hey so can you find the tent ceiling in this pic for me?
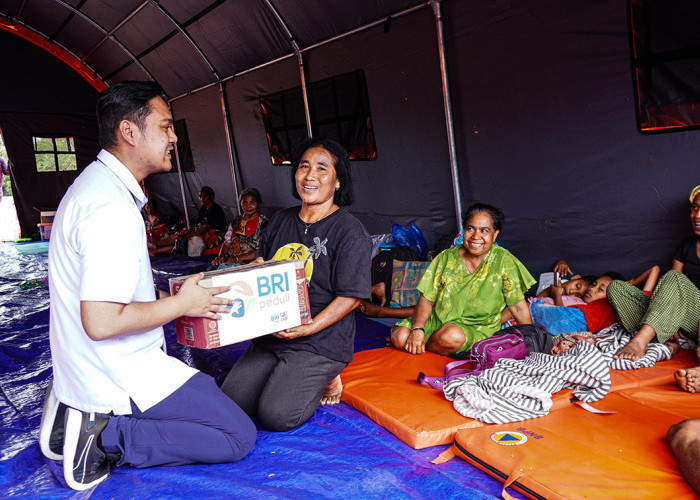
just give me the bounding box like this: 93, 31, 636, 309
1, 0, 429, 97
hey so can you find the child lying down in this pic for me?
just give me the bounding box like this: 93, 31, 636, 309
529, 274, 619, 335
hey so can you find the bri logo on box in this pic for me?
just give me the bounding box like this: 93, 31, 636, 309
257, 273, 290, 296
257, 272, 292, 311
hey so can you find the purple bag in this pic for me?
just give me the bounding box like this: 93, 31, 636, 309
417, 331, 529, 389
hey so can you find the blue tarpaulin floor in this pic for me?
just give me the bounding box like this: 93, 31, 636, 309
0, 243, 518, 499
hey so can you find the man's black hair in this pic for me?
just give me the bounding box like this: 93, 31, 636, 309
97, 81, 165, 149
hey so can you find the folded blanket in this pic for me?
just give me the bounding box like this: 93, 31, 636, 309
443, 323, 671, 424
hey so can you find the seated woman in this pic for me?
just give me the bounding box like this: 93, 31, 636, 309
607, 185, 700, 379
153, 186, 227, 255
211, 188, 269, 268
143, 200, 174, 255
220, 138, 372, 431
390, 204, 535, 356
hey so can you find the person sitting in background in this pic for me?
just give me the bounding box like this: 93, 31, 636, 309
143, 200, 164, 229
142, 200, 174, 256
607, 185, 700, 369
357, 245, 421, 320
211, 188, 268, 268
153, 186, 227, 255
390, 203, 535, 356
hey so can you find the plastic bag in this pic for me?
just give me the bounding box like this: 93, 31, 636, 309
391, 222, 428, 260
187, 236, 205, 257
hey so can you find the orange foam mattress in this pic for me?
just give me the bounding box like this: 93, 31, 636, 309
450, 390, 698, 499
341, 347, 698, 451
340, 347, 481, 449
446, 350, 700, 499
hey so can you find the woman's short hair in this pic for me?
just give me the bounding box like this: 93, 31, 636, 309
239, 187, 262, 205
97, 81, 165, 150
290, 138, 354, 206
462, 203, 505, 231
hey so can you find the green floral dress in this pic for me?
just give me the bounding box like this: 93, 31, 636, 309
396, 245, 535, 353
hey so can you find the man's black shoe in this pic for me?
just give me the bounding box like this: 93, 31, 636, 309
39, 381, 67, 461
62, 408, 111, 491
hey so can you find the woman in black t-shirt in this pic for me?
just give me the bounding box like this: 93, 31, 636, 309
220, 138, 371, 432
607, 185, 700, 373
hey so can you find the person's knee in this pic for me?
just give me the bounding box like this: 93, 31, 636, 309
258, 406, 309, 432
660, 270, 684, 287
221, 416, 257, 461
430, 326, 466, 353
390, 326, 409, 348
669, 419, 700, 450
607, 280, 624, 296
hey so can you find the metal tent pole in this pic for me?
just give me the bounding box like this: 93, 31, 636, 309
294, 41, 313, 137
432, 0, 464, 232
169, 110, 191, 228
219, 81, 242, 215
262, 0, 313, 137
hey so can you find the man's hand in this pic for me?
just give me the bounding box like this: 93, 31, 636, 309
176, 273, 232, 319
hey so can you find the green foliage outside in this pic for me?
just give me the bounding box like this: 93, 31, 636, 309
0, 135, 10, 197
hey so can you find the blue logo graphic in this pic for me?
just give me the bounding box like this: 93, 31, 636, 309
230, 298, 245, 318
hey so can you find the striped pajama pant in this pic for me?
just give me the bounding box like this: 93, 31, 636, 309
606, 270, 700, 344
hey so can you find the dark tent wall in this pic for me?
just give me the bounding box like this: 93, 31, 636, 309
154, 0, 700, 279
150, 6, 458, 247
445, 0, 700, 278
146, 85, 239, 223
2, 0, 699, 279
0, 30, 100, 238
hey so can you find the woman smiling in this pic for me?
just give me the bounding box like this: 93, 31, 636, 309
391, 204, 535, 356
220, 138, 371, 431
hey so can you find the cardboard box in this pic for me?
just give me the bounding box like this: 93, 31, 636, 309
40, 211, 56, 224
169, 260, 311, 349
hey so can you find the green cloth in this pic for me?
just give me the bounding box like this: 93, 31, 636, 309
396, 245, 535, 352
607, 270, 700, 343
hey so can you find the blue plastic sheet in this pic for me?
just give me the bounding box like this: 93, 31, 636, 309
0, 243, 519, 499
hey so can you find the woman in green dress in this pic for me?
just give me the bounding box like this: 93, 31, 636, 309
390, 204, 535, 356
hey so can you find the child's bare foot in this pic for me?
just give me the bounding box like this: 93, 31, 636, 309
320, 375, 343, 405
675, 367, 700, 393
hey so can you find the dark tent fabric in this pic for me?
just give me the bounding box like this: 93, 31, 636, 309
2, 0, 700, 278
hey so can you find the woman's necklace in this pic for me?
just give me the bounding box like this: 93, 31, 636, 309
300, 205, 333, 234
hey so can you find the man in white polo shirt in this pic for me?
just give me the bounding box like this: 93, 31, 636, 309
39, 81, 255, 491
